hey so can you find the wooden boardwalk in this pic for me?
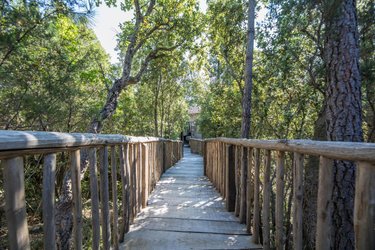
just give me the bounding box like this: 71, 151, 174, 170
121, 146, 262, 249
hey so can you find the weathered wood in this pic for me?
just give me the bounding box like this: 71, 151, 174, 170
240, 147, 247, 223
316, 156, 333, 250
111, 146, 119, 250
99, 146, 111, 250
226, 145, 236, 212
142, 144, 149, 208
123, 146, 261, 249
0, 130, 179, 152
246, 147, 253, 233
235, 146, 241, 217
275, 151, 285, 250
2, 156, 30, 250
262, 150, 271, 250
43, 153, 57, 250
205, 137, 375, 162
354, 161, 375, 250
88, 148, 100, 250
293, 152, 304, 250
71, 149, 82, 250
119, 144, 131, 241
252, 148, 260, 244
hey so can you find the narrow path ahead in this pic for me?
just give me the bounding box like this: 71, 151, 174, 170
122, 146, 261, 249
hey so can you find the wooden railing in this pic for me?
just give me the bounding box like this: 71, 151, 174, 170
0, 130, 183, 249
190, 137, 375, 250
189, 138, 204, 155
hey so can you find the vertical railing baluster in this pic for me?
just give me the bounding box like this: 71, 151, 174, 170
262, 150, 271, 250
2, 156, 30, 249
293, 152, 304, 250
71, 149, 82, 250
235, 146, 241, 217
246, 147, 253, 233
89, 148, 100, 250
240, 147, 247, 223
316, 156, 333, 250
226, 144, 236, 211
354, 161, 375, 250
142, 144, 149, 208
275, 151, 285, 250
252, 148, 260, 244
119, 144, 130, 240
111, 146, 119, 250
99, 146, 111, 250
43, 153, 57, 250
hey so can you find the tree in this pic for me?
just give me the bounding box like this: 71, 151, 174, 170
54, 0, 202, 247
323, 0, 363, 248
241, 0, 255, 139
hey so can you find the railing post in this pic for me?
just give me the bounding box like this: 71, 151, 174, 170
99, 146, 111, 250
71, 149, 82, 250
2, 156, 30, 250
293, 152, 304, 250
262, 150, 271, 250
142, 143, 149, 208
111, 146, 119, 250
89, 148, 100, 250
240, 147, 247, 223
246, 147, 253, 233
43, 153, 57, 250
226, 144, 236, 211
252, 148, 260, 244
275, 151, 285, 250
235, 146, 241, 217
354, 161, 375, 250
119, 144, 130, 240
316, 156, 333, 250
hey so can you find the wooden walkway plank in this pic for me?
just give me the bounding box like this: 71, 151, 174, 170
121, 146, 262, 249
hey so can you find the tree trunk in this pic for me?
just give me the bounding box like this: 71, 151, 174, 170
153, 73, 161, 137
323, 1, 363, 248
240, 0, 255, 139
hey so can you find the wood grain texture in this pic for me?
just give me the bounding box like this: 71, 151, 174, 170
293, 152, 304, 250
275, 151, 285, 250
2, 156, 30, 250
262, 150, 271, 250
205, 137, 375, 162
71, 150, 82, 250
122, 146, 261, 249
88, 148, 100, 250
354, 161, 375, 250
43, 153, 57, 250
252, 148, 260, 244
111, 146, 119, 250
99, 147, 111, 250
316, 156, 333, 250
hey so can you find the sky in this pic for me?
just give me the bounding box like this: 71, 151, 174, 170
92, 1, 264, 64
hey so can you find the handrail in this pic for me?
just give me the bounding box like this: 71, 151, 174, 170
189, 137, 375, 250
0, 130, 183, 249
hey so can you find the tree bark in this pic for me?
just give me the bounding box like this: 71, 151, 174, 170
240, 0, 256, 139
323, 1, 363, 248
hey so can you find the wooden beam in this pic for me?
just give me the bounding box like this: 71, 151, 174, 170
252, 148, 260, 244
262, 150, 271, 250
89, 148, 100, 250
111, 146, 119, 250
71, 150, 82, 250
226, 145, 236, 212
275, 151, 285, 250
2, 156, 30, 250
354, 161, 375, 250
99, 147, 111, 250
293, 152, 304, 250
43, 153, 57, 250
316, 156, 333, 250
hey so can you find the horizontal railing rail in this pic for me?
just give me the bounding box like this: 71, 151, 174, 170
189, 137, 375, 250
0, 130, 183, 249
